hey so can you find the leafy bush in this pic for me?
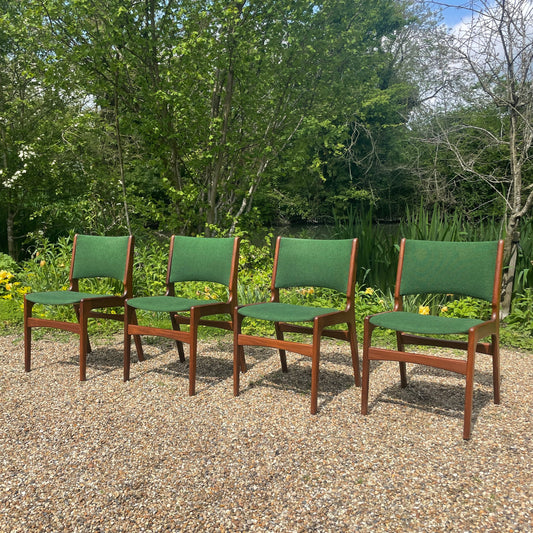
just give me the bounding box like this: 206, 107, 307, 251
506, 289, 533, 330
439, 297, 491, 319
0, 253, 18, 272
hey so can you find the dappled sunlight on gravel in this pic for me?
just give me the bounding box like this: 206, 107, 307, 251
0, 334, 531, 532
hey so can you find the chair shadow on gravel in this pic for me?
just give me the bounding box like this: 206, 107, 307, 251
132, 339, 235, 393
367, 365, 497, 429
151, 355, 234, 392
61, 346, 125, 379
240, 352, 358, 412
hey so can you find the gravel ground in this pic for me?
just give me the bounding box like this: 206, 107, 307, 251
0, 333, 531, 532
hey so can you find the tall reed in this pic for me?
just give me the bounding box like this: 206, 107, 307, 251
334, 205, 532, 295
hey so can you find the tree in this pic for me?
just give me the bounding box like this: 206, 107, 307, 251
253, 0, 421, 225
413, 0, 533, 315
0, 1, 78, 257
30, 0, 419, 236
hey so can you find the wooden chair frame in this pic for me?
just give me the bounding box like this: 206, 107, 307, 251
234, 236, 360, 414
361, 238, 504, 439
124, 236, 241, 396
24, 234, 143, 381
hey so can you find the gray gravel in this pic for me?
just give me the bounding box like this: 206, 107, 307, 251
0, 333, 531, 532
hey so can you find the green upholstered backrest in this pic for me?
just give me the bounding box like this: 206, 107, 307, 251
169, 236, 236, 286
274, 238, 355, 293
71, 235, 131, 281
399, 240, 499, 301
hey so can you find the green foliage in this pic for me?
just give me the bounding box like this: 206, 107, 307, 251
0, 299, 23, 332
21, 234, 73, 293
1, 0, 423, 245
505, 289, 533, 337
236, 234, 274, 305
502, 294, 533, 349
132, 239, 170, 297
0, 253, 18, 272
334, 207, 399, 291
439, 297, 491, 320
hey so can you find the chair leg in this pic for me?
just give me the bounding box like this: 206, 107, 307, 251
75, 304, 92, 354
132, 321, 144, 363
238, 344, 247, 373
463, 340, 477, 440
24, 298, 33, 373
170, 313, 186, 363
188, 311, 199, 396
347, 320, 360, 387
274, 322, 288, 372
124, 304, 133, 381
79, 303, 89, 381
361, 317, 374, 415
491, 333, 501, 405
310, 326, 321, 415
396, 331, 408, 388
233, 311, 245, 396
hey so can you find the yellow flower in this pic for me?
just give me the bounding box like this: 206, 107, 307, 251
16, 286, 31, 296
419, 305, 430, 315
441, 306, 448, 313
5, 283, 11, 291
39, 260, 46, 267
365, 287, 374, 295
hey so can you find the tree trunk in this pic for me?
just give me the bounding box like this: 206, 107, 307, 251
7, 207, 15, 260
500, 216, 520, 318
114, 79, 132, 235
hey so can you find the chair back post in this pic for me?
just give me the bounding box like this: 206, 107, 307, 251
165, 235, 177, 297
393, 238, 407, 312
228, 237, 241, 306
123, 235, 135, 298
68, 234, 80, 292
492, 240, 505, 320
270, 236, 283, 302
344, 238, 359, 312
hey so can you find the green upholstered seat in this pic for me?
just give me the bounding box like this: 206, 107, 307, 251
237, 302, 340, 323
124, 236, 240, 396
361, 238, 504, 440
24, 234, 139, 381
234, 236, 360, 415
26, 291, 113, 306
369, 311, 484, 335
126, 295, 222, 313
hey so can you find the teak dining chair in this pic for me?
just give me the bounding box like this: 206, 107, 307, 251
361, 238, 504, 439
234, 236, 360, 414
24, 234, 143, 380
123, 235, 241, 395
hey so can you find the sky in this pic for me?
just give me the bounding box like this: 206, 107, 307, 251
429, 0, 475, 27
